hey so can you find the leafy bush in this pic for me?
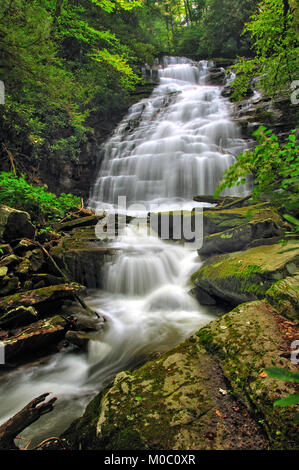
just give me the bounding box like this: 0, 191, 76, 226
215, 127, 299, 215
0, 172, 81, 224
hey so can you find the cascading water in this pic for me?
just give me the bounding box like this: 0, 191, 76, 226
0, 58, 250, 446
89, 56, 249, 212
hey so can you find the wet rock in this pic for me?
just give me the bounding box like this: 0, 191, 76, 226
199, 219, 282, 257
207, 69, 226, 85
65, 330, 98, 350
266, 273, 299, 321
66, 328, 268, 450
197, 300, 299, 449
13, 239, 36, 256
31, 273, 64, 289
2, 315, 67, 362
0, 254, 20, 270
0, 205, 35, 243
0, 267, 8, 278
191, 242, 299, 306
201, 203, 283, 236
15, 258, 31, 279
0, 282, 86, 315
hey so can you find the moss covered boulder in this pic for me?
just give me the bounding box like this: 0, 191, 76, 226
67, 299, 298, 450
197, 300, 299, 449
266, 273, 299, 321
191, 242, 299, 306
66, 335, 267, 450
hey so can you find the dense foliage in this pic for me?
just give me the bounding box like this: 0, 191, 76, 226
0, 0, 155, 174
215, 126, 299, 215
230, 0, 299, 99
0, 172, 81, 223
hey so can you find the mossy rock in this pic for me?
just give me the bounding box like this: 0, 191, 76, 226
150, 204, 282, 243
0, 282, 86, 315
191, 242, 299, 306
66, 342, 267, 450
266, 273, 299, 321
196, 300, 299, 449
2, 315, 67, 362
199, 219, 282, 257
202, 203, 283, 236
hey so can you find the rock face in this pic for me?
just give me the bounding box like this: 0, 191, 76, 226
191, 242, 299, 306
51, 225, 117, 288
66, 298, 298, 450
0, 205, 35, 243
233, 95, 299, 143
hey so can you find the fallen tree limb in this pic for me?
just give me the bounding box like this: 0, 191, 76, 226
0, 393, 57, 450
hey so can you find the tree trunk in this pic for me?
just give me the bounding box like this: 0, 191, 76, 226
0, 393, 57, 450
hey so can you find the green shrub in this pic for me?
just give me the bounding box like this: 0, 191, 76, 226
0, 172, 81, 224
215, 127, 299, 215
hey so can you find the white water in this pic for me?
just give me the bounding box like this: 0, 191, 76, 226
90, 57, 249, 212
0, 58, 250, 446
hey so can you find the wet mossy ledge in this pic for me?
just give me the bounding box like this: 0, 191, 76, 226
191, 242, 299, 307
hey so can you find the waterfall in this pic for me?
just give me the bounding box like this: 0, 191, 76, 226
0, 58, 250, 446
89, 58, 249, 212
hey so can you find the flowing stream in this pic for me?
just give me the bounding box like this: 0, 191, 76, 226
0, 57, 250, 446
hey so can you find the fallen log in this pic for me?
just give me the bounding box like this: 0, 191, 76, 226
0, 393, 57, 450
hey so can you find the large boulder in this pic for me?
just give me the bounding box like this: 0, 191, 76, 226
65, 335, 267, 450
191, 242, 299, 306
0, 205, 35, 243
65, 299, 298, 450
197, 300, 299, 449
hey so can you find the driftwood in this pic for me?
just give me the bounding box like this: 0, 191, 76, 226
0, 393, 57, 450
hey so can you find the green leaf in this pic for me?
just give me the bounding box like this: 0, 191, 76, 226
274, 393, 299, 407
265, 367, 299, 384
